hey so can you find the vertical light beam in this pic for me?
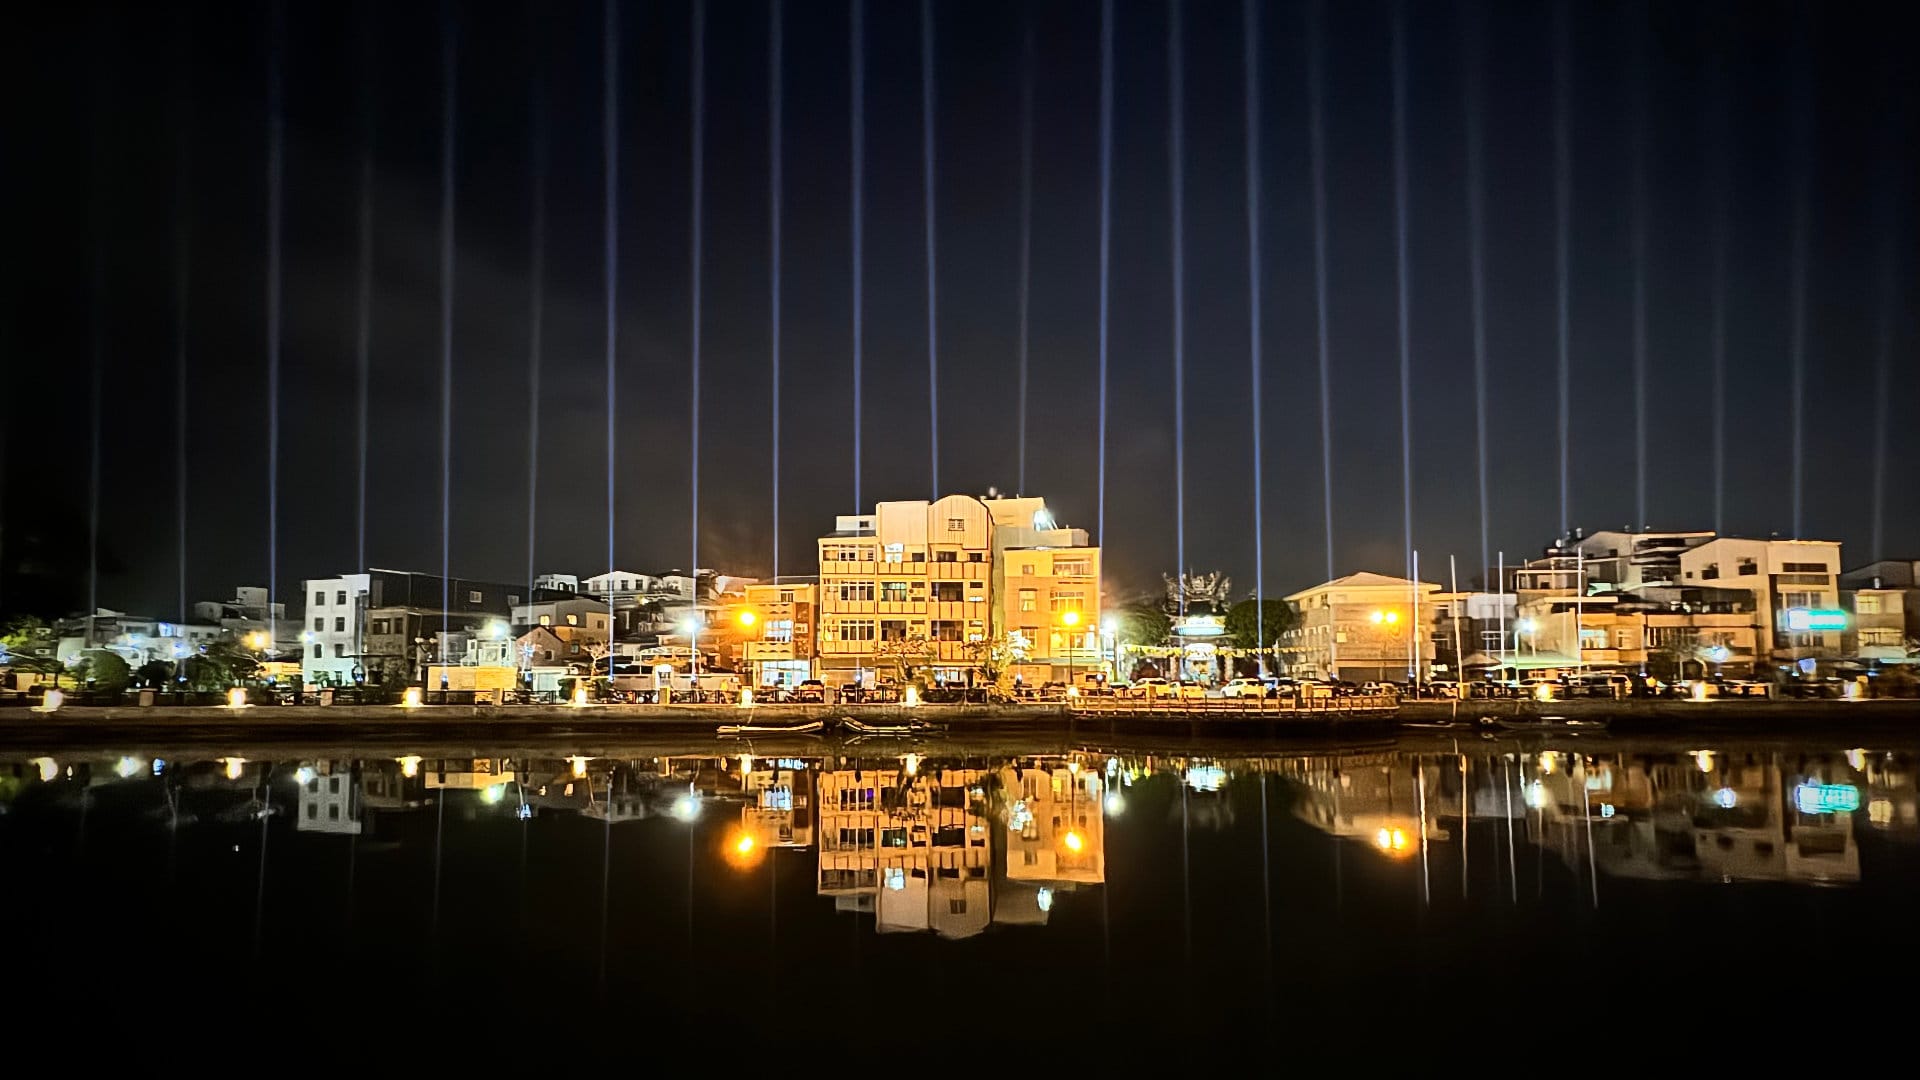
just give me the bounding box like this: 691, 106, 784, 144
603, 0, 619, 639
1308, 0, 1333, 583
1391, 1, 1414, 593
1097, 0, 1113, 550
770, 0, 782, 579
356, 14, 374, 577
921, 0, 938, 499
1017, 12, 1034, 496
527, 39, 546, 607
1787, 39, 1811, 540
1464, 2, 1491, 578
1553, 0, 1573, 538
1169, 0, 1186, 609
268, 0, 286, 640
850, 0, 864, 513
692, 0, 705, 581
437, 0, 455, 669
1243, 0, 1264, 653
174, 16, 192, 623
1869, 91, 1900, 561
1630, 16, 1649, 532
1707, 51, 1727, 536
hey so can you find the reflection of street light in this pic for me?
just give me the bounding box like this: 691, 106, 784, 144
737, 610, 756, 627
1062, 829, 1084, 854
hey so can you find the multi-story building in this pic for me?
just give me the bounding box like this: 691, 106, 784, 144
511, 596, 612, 637
353, 569, 524, 686
1561, 529, 1717, 592
1280, 572, 1445, 682
1843, 587, 1909, 662
191, 586, 296, 651
815, 493, 1098, 689
1840, 559, 1920, 647
991, 497, 1101, 686
54, 610, 224, 667
738, 582, 817, 688
300, 573, 370, 686
1678, 538, 1844, 665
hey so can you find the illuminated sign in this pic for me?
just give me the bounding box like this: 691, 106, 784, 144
1785, 609, 1847, 632
1793, 783, 1861, 816
1174, 615, 1225, 638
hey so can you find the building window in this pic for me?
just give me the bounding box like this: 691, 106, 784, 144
1050, 591, 1085, 612
1737, 561, 1758, 576
968, 551, 983, 562
309, 644, 321, 659
1022, 564, 1036, 576
837, 620, 876, 643
1861, 628, 1900, 647
334, 643, 345, 658
933, 582, 964, 602
947, 517, 967, 532
949, 899, 967, 915
881, 581, 909, 603
932, 621, 964, 642
1054, 559, 1091, 577
880, 620, 909, 642
539, 614, 551, 626
838, 582, 875, 602
566, 614, 578, 625
468, 590, 483, 604
1019, 589, 1037, 612
910, 551, 925, 562
313, 617, 325, 631
935, 550, 958, 563
313, 591, 325, 608
336, 590, 347, 605
1781, 562, 1826, 574
327, 805, 341, 821
334, 617, 346, 632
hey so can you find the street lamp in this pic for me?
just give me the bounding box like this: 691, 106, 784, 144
1061, 609, 1081, 694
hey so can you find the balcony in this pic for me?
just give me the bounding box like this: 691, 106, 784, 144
744, 641, 797, 662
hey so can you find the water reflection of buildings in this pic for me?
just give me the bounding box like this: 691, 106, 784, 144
813, 757, 1107, 937
296, 761, 361, 834
817, 765, 992, 937
1520, 752, 1862, 885
737, 759, 814, 848
1287, 754, 1449, 858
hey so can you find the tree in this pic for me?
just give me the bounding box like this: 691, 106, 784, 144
179, 640, 260, 691
134, 660, 174, 688
79, 649, 130, 692
1112, 600, 1171, 649
961, 632, 1021, 695
1, 615, 69, 687
1224, 598, 1297, 650
877, 633, 932, 684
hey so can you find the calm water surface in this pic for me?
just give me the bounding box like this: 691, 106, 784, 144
4, 735, 1917, 1043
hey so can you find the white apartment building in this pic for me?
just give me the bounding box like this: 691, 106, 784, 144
300, 573, 370, 686
1678, 538, 1844, 663
1563, 529, 1717, 591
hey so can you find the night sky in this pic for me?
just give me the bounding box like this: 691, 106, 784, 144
5, 0, 1914, 621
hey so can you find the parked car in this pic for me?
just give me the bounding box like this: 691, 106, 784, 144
792, 679, 826, 704
1168, 681, 1210, 699
1123, 678, 1172, 699
1222, 677, 1272, 699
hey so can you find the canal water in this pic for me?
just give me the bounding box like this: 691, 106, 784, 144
3, 736, 1916, 1043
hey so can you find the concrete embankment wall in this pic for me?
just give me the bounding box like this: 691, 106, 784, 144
1398, 697, 1920, 731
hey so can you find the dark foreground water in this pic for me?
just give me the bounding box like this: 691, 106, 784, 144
4, 735, 1917, 1045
